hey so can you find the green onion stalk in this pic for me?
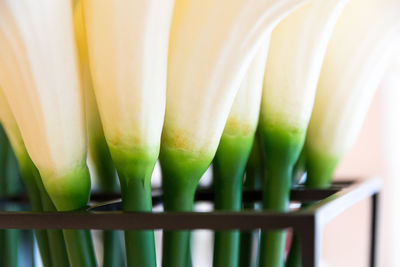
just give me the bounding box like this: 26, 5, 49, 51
72, 2, 124, 266
286, 1, 400, 266
82, 1, 176, 266
162, 1, 310, 266
213, 40, 270, 267
258, 1, 350, 266
239, 131, 265, 267
0, 2, 97, 266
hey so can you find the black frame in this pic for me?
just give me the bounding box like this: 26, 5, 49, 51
0, 177, 381, 267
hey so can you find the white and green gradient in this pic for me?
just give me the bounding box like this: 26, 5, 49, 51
223, 39, 271, 142
213, 40, 270, 267
306, 0, 400, 188
259, 1, 350, 266
83, 1, 175, 267
83, 0, 175, 179
0, 0, 89, 212
261, 0, 349, 135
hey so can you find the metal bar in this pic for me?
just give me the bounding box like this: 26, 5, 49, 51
289, 188, 340, 203
0, 181, 351, 206
297, 215, 320, 267
370, 193, 379, 267
0, 211, 313, 230
191, 187, 341, 204
300, 178, 382, 227
0, 179, 381, 233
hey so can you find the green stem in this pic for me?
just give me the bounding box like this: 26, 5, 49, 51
0, 206, 21, 267
239, 204, 260, 267
103, 230, 125, 267
159, 144, 212, 267
5, 146, 23, 196
212, 164, 243, 267
35, 174, 70, 267
0, 230, 4, 266
239, 131, 264, 267
91, 137, 124, 267
212, 133, 254, 267
259, 126, 303, 267
22, 177, 52, 267
285, 147, 307, 267
2, 229, 19, 267
120, 178, 156, 267
285, 232, 301, 267
239, 230, 253, 267
0, 126, 6, 266
90, 138, 118, 192
40, 166, 96, 267
91, 138, 123, 267
162, 186, 195, 267
41, 205, 70, 267
2, 131, 53, 266
186, 236, 193, 267
34, 230, 52, 267
259, 166, 292, 267
0, 128, 21, 267
63, 229, 96, 267
305, 149, 338, 189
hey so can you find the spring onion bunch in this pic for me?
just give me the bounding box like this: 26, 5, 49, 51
162, 0, 310, 266
0, 1, 96, 266
83, 1, 175, 266
306, 0, 400, 188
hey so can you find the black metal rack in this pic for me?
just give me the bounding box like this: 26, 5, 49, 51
0, 177, 381, 267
